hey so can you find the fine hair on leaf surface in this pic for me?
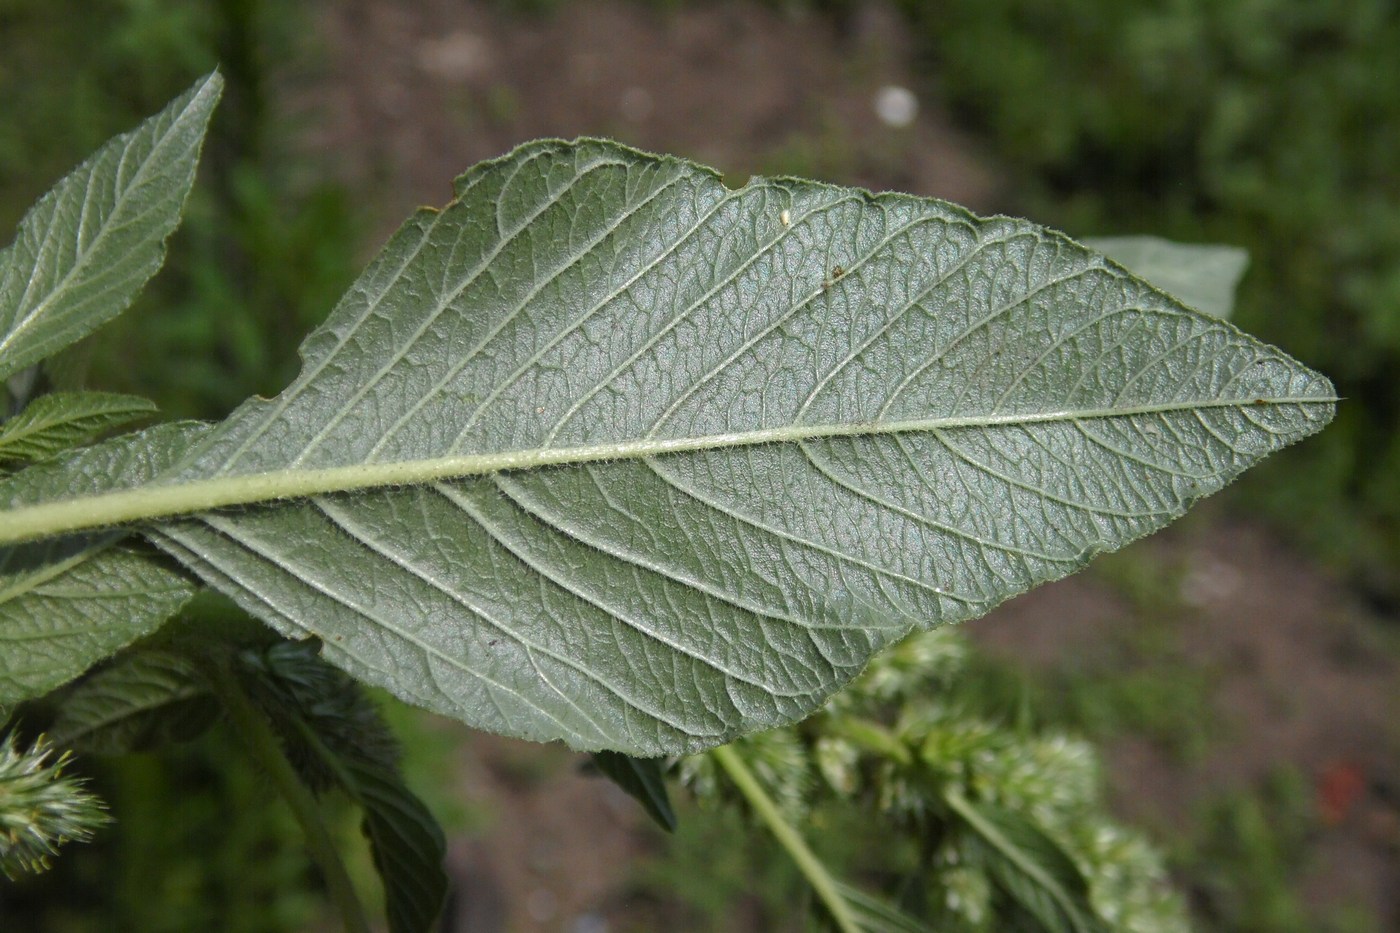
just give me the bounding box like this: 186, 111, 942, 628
2, 135, 1334, 757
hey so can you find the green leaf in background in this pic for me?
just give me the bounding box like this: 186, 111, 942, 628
0, 392, 156, 464
0, 422, 206, 707
0, 71, 221, 380
48, 651, 217, 754
1082, 236, 1249, 321
1, 139, 1334, 755
944, 787, 1108, 933
240, 640, 447, 933
589, 750, 677, 832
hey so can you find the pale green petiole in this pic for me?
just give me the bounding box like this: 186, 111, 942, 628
0, 396, 1333, 546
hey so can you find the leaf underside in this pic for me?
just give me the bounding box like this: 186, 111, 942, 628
0, 423, 204, 707
6, 139, 1334, 754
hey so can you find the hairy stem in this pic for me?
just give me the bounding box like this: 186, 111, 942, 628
207, 663, 371, 933
711, 743, 860, 933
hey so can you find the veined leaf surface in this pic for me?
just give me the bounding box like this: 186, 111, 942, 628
1, 140, 1335, 754
48, 651, 216, 754
0, 392, 157, 464
0, 72, 222, 380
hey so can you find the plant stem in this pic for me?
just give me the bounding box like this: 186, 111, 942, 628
711, 743, 860, 933
207, 663, 371, 933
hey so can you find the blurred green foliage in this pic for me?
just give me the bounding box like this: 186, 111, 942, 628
0, 0, 360, 420
670, 630, 1192, 932
0, 1, 361, 928
900, 0, 1400, 596
2, 737, 325, 932
1186, 769, 1382, 933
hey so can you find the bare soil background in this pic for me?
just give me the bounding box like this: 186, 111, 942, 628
291, 2, 1400, 929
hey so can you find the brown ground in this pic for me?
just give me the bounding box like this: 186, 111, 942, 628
295, 2, 1400, 929
978, 512, 1400, 928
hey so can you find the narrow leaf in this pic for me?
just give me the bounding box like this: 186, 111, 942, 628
1082, 236, 1248, 320
944, 787, 1107, 933
240, 641, 448, 933
345, 756, 450, 933
589, 750, 677, 832
0, 423, 205, 706
0, 392, 157, 464
0, 140, 1334, 755
833, 880, 933, 933
0, 72, 222, 379
48, 651, 216, 754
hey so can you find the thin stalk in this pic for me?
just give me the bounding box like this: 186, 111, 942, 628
207, 663, 371, 933
711, 743, 860, 933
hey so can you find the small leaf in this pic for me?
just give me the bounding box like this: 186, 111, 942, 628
343, 755, 450, 933
0, 71, 222, 379
0, 392, 157, 464
1082, 236, 1248, 320
944, 787, 1108, 933
0, 537, 194, 709
589, 750, 677, 832
48, 651, 217, 754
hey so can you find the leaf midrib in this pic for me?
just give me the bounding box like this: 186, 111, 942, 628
0, 394, 1335, 545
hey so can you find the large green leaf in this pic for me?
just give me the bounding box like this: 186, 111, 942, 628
0, 140, 1334, 754
0, 72, 222, 380
0, 423, 204, 707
